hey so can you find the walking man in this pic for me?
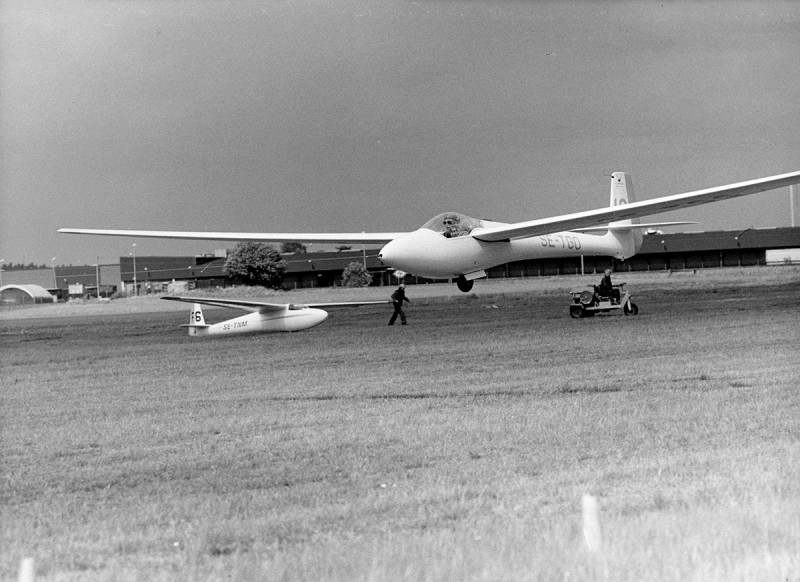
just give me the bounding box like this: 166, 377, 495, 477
388, 284, 411, 325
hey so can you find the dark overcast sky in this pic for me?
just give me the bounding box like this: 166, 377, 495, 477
1, 1, 798, 265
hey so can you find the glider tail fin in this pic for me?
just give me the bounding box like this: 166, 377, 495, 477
608, 172, 643, 255
609, 172, 636, 217
180, 303, 210, 336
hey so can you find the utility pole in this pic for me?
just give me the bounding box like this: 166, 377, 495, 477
132, 243, 137, 295
362, 233, 367, 269
791, 184, 796, 228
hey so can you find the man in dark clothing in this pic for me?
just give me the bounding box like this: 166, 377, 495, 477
597, 268, 621, 303
388, 284, 411, 325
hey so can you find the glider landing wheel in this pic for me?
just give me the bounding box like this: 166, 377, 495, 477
569, 305, 583, 319
456, 276, 474, 293
624, 302, 639, 316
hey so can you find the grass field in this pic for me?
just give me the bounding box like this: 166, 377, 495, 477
2, 267, 799, 581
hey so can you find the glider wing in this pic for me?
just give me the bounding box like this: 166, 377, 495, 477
301, 301, 391, 308
162, 296, 288, 313
471, 171, 800, 242
58, 229, 404, 245
162, 296, 390, 313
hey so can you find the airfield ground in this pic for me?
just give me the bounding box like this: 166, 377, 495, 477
1, 266, 799, 581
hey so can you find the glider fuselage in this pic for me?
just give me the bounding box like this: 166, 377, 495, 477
188, 306, 328, 336
378, 218, 638, 280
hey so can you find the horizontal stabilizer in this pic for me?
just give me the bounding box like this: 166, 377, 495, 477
574, 221, 698, 232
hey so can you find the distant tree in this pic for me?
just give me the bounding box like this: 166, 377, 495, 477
335, 245, 353, 252
3, 262, 46, 270
341, 261, 372, 287
281, 242, 307, 254
223, 243, 286, 288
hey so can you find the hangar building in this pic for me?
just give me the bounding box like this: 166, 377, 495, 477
0, 284, 56, 305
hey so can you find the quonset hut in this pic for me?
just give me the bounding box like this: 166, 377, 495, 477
0, 284, 56, 305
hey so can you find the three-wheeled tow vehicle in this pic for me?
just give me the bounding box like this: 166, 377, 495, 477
569, 282, 638, 318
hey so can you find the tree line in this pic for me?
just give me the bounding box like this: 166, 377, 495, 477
3, 242, 371, 288
1, 262, 49, 271
224, 242, 372, 289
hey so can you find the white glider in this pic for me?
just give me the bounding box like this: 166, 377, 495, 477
60, 170, 800, 292
162, 296, 389, 336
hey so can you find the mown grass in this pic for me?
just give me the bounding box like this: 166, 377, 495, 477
1, 269, 799, 580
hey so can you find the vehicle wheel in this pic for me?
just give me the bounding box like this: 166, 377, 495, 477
569, 305, 583, 319
624, 302, 639, 316
579, 290, 594, 305
456, 276, 473, 293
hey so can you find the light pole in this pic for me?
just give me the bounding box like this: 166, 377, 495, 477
94, 257, 101, 298
131, 243, 137, 296
362, 232, 367, 270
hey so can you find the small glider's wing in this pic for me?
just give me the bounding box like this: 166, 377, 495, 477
300, 301, 391, 308
471, 171, 800, 242
162, 296, 391, 313
58, 229, 404, 245
162, 296, 288, 313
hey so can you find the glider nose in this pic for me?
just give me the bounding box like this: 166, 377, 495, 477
302, 308, 328, 331
379, 230, 437, 274
377, 245, 389, 265
312, 309, 328, 326
378, 238, 404, 268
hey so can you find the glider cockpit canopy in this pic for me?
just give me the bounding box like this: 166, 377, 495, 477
421, 212, 486, 239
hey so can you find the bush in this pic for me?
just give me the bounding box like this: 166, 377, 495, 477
341, 261, 372, 287
223, 243, 287, 288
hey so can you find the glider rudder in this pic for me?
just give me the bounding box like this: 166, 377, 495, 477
180, 303, 210, 336
608, 172, 642, 257
609, 172, 636, 213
